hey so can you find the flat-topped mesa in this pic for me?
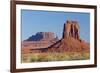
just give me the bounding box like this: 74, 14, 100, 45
63, 20, 80, 40
22, 32, 59, 54
26, 32, 56, 41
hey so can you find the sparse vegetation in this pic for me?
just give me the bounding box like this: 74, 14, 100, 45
21, 52, 90, 63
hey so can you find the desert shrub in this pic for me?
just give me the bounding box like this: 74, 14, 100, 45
21, 57, 27, 63
21, 52, 90, 63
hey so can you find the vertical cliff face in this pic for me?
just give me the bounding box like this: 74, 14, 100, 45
63, 20, 80, 40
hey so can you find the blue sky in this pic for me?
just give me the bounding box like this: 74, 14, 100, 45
21, 9, 90, 42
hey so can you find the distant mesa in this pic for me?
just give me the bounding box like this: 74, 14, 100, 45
22, 20, 90, 54
22, 32, 59, 54
25, 32, 58, 41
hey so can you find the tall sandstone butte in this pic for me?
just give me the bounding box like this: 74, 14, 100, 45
46, 20, 90, 53
63, 20, 80, 40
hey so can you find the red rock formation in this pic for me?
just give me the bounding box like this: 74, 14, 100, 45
22, 20, 90, 54
46, 20, 89, 53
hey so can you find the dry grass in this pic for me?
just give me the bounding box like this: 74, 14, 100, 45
21, 52, 90, 63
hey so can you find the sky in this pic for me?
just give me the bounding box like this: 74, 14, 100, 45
21, 9, 90, 42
